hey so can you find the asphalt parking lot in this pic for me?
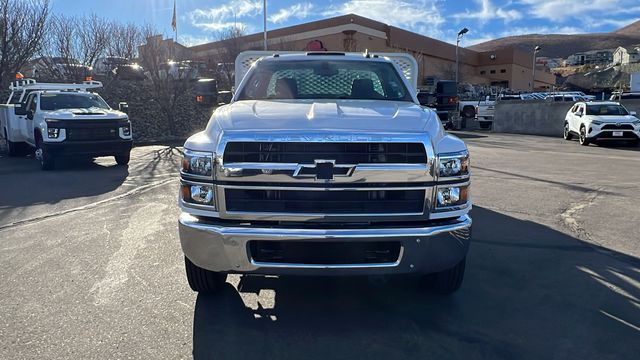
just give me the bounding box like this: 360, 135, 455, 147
1, 133, 639, 359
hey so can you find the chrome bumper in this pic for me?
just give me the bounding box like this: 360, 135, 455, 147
179, 213, 472, 276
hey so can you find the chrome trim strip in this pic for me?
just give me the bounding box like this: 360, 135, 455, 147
249, 247, 404, 269
180, 213, 472, 238
220, 184, 432, 191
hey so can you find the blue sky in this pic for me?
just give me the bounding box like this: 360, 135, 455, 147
51, 0, 640, 47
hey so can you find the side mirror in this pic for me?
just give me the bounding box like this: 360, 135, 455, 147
14, 105, 27, 116
630, 111, 637, 116
118, 102, 129, 113
26, 109, 34, 120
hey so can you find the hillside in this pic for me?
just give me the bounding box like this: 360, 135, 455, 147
470, 20, 640, 58
615, 19, 640, 35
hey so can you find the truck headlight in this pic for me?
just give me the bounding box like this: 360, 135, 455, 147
437, 151, 469, 178
436, 185, 469, 208
182, 149, 213, 178
181, 183, 215, 207
120, 125, 131, 136
47, 128, 60, 139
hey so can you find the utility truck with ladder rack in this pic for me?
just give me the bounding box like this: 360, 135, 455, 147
0, 77, 132, 170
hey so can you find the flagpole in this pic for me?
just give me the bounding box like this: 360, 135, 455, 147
175, 0, 178, 44
263, 0, 267, 50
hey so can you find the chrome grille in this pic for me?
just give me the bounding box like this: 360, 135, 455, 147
224, 188, 425, 214
223, 142, 427, 164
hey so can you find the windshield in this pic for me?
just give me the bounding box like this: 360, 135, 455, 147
586, 104, 629, 116
40, 93, 110, 111
237, 60, 413, 101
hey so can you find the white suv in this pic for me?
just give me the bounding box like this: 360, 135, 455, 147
563, 101, 640, 146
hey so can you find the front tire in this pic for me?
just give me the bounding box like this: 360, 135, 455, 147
115, 153, 130, 166
425, 257, 466, 294
563, 122, 573, 140
579, 126, 590, 146
35, 137, 55, 170
185, 257, 227, 293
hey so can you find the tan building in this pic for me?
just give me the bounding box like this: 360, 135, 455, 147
184, 14, 556, 91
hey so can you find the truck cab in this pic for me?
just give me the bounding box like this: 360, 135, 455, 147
0, 78, 132, 170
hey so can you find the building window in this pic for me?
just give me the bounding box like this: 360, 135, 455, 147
480, 70, 486, 75
500, 69, 506, 73
490, 70, 496, 74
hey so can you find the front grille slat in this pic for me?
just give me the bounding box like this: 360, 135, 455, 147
66, 127, 119, 141
223, 142, 427, 164
602, 124, 634, 130
225, 189, 425, 214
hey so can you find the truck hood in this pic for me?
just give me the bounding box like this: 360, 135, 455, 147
213, 100, 432, 133
44, 108, 128, 120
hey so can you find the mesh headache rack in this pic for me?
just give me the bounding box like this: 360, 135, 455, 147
235, 51, 419, 91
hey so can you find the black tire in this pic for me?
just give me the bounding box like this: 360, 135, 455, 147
462, 106, 475, 118
479, 121, 491, 129
114, 153, 130, 166
185, 257, 227, 293
425, 257, 466, 294
579, 126, 590, 146
35, 136, 55, 170
563, 122, 573, 140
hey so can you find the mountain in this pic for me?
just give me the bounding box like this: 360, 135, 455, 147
615, 19, 640, 35
469, 21, 640, 58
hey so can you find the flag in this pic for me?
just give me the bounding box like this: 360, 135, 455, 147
171, 0, 177, 32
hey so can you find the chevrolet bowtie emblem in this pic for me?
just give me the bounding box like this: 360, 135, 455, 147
293, 160, 355, 181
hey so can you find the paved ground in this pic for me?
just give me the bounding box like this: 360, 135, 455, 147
0, 134, 639, 359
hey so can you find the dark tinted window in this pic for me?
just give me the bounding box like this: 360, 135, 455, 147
40, 93, 110, 111
436, 81, 456, 94
586, 104, 629, 116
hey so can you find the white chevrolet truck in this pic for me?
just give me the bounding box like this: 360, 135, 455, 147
0, 79, 132, 170
178, 52, 472, 294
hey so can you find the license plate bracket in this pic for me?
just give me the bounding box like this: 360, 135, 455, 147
612, 131, 624, 137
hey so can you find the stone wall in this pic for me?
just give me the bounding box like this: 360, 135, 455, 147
492, 100, 573, 136
97, 79, 214, 143
493, 99, 640, 137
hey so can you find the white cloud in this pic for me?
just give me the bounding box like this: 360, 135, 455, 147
269, 3, 314, 24
455, 0, 522, 23
179, 34, 214, 47
188, 1, 261, 31
520, 0, 640, 22
323, 0, 444, 38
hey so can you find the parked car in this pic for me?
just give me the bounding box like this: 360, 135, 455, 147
545, 94, 586, 102
178, 51, 473, 295
610, 92, 640, 101
417, 81, 459, 129
0, 78, 132, 169
475, 95, 496, 129
94, 56, 128, 76
115, 64, 146, 80
563, 101, 640, 146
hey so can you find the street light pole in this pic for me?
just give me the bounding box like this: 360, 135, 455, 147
531, 45, 541, 91
455, 28, 469, 87
263, 0, 267, 50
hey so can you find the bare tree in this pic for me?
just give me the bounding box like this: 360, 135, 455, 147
40, 13, 111, 81
0, 0, 49, 85
108, 22, 142, 60
211, 26, 246, 89
138, 26, 190, 135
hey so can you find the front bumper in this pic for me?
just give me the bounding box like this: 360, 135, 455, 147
588, 129, 640, 141
179, 213, 472, 276
43, 139, 133, 157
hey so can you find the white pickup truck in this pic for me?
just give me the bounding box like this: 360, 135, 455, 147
178, 51, 473, 295
0, 79, 132, 170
